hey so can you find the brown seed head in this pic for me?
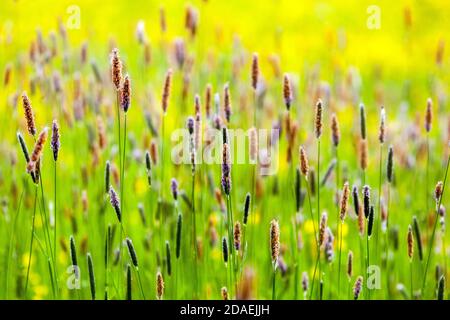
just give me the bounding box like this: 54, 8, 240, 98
315, 99, 323, 139
379, 106, 386, 144
435, 181, 443, 203
161, 69, 172, 114
27, 127, 48, 173
221, 287, 229, 300
110, 48, 122, 91
156, 271, 164, 299
283, 74, 292, 110
270, 219, 280, 263
359, 139, 368, 170
347, 251, 353, 278
319, 212, 328, 246
234, 221, 241, 251
205, 84, 212, 118
407, 225, 414, 259
120, 74, 131, 112
22, 92, 36, 136
358, 204, 365, 236
340, 182, 350, 221
251, 53, 259, 90
331, 113, 340, 147
425, 98, 432, 133
299, 146, 309, 178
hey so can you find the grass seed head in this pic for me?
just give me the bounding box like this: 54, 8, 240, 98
353, 276, 363, 300
315, 99, 323, 139
347, 251, 353, 278
161, 69, 172, 114
339, 182, 350, 221
331, 113, 340, 147
221, 287, 229, 300
126, 237, 139, 267
407, 225, 414, 259
120, 74, 131, 112
251, 52, 259, 90
283, 73, 292, 111
379, 106, 386, 144
156, 271, 164, 300
22, 92, 36, 136
109, 186, 121, 222
110, 48, 122, 91
222, 236, 228, 264
270, 219, 280, 264
243, 193, 251, 225
299, 146, 309, 178
360, 103, 366, 139
51, 119, 60, 161
425, 98, 432, 133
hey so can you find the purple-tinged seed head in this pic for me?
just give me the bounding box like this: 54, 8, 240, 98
109, 186, 121, 222
171, 178, 178, 201
51, 119, 60, 162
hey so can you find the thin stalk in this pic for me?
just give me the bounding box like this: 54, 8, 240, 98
338, 221, 343, 297
272, 265, 276, 300
121, 113, 127, 217
426, 134, 430, 221
192, 171, 199, 298
422, 155, 450, 294
305, 178, 319, 299
410, 261, 413, 299
39, 175, 58, 294
135, 267, 146, 299
53, 160, 58, 294
317, 139, 322, 296
366, 232, 370, 300
6, 189, 24, 297
375, 145, 383, 263
24, 186, 38, 296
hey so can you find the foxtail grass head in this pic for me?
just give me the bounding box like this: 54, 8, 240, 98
319, 212, 328, 246
224, 83, 231, 123
234, 221, 241, 251
435, 181, 443, 204
387, 146, 394, 183
126, 237, 138, 267
283, 74, 292, 111
331, 113, 340, 147
110, 48, 122, 91
22, 92, 36, 136
407, 225, 414, 259
243, 193, 251, 225
379, 106, 386, 144
109, 186, 121, 222
27, 127, 48, 174
347, 251, 353, 279
360, 103, 366, 139
353, 276, 363, 300
120, 74, 131, 112
315, 99, 323, 139
161, 69, 172, 115
251, 52, 259, 90
299, 146, 309, 178
156, 271, 164, 300
425, 98, 432, 133
222, 236, 228, 264
221, 142, 231, 196
171, 178, 178, 201
17, 132, 30, 163
270, 219, 280, 265
51, 119, 60, 162
339, 182, 350, 221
